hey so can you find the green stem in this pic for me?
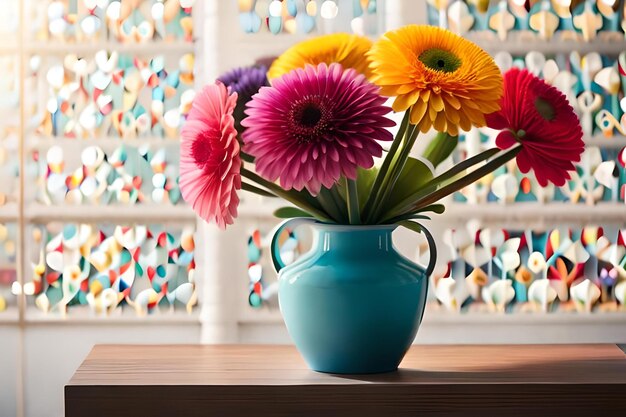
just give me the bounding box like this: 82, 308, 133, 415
329, 185, 346, 205
412, 146, 522, 210
242, 182, 276, 198
429, 148, 501, 187
384, 213, 431, 224
384, 147, 501, 218
345, 178, 361, 224
241, 152, 255, 163
368, 123, 420, 223
240, 168, 332, 221
317, 187, 345, 223
361, 110, 411, 220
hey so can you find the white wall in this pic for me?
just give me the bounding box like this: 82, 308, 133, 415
0, 325, 20, 417
21, 321, 199, 417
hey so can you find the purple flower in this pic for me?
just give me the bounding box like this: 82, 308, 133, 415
242, 63, 395, 195
218, 66, 268, 132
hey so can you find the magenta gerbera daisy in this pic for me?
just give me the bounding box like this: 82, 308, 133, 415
241, 63, 395, 195
179, 83, 241, 229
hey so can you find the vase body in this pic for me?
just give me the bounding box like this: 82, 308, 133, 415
277, 224, 429, 374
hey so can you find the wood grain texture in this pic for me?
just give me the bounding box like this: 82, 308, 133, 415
65, 344, 626, 417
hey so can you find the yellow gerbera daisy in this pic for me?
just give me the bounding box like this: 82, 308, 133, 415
369, 25, 503, 135
268, 33, 373, 81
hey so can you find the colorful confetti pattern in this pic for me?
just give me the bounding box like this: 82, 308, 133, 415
426, 0, 624, 42
29, 51, 195, 139
32, 144, 182, 206
25, 223, 196, 316
238, 0, 380, 36
430, 225, 626, 313
0, 223, 17, 313
246, 227, 301, 308
28, 0, 194, 43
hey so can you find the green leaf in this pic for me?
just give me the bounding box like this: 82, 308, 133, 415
412, 146, 521, 210
242, 182, 276, 198
382, 148, 501, 219
382, 204, 444, 224
362, 111, 411, 219
417, 203, 445, 214
422, 132, 458, 168
384, 213, 431, 223
316, 187, 346, 223
336, 167, 378, 210
384, 156, 434, 211
398, 220, 423, 233
273, 207, 314, 219
356, 167, 378, 209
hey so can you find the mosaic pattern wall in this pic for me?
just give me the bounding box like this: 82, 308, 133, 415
431, 225, 626, 313
27, 51, 194, 140
237, 0, 381, 35
25, 223, 196, 316
0, 223, 18, 313
2, 0, 198, 318
32, 144, 183, 206
0, 0, 20, 315
426, 0, 624, 41
26, 0, 194, 43
246, 226, 302, 307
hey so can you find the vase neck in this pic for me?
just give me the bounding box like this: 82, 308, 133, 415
312, 225, 396, 253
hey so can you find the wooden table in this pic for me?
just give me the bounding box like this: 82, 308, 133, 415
66, 344, 626, 417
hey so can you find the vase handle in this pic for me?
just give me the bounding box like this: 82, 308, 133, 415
399, 222, 438, 278
420, 225, 438, 279
270, 217, 317, 273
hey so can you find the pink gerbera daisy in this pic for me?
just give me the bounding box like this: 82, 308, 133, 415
242, 63, 395, 195
179, 83, 241, 229
486, 68, 584, 187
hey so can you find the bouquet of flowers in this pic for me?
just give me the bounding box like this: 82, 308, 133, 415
179, 26, 584, 235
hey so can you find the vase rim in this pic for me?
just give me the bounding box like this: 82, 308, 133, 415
312, 222, 397, 232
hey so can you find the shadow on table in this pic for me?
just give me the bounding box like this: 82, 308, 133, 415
329, 356, 626, 384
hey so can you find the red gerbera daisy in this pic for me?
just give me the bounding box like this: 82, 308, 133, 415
179, 83, 241, 229
486, 68, 584, 187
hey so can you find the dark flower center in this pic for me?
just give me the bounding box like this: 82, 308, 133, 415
300, 105, 322, 127
534, 97, 556, 121
288, 97, 330, 143
191, 130, 214, 169
418, 48, 462, 73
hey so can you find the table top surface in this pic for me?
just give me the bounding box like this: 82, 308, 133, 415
68, 344, 626, 386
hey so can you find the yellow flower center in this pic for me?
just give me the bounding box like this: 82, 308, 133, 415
534, 97, 556, 121
418, 48, 462, 73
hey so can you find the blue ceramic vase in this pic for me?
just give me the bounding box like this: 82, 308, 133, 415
270, 219, 436, 374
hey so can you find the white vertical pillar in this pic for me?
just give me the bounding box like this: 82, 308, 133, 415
195, 0, 239, 343
385, 0, 429, 29
198, 224, 240, 343
384, 0, 404, 30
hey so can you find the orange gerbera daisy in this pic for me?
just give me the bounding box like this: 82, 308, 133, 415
268, 33, 373, 80
369, 25, 503, 135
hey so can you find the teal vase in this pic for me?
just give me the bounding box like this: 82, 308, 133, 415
271, 219, 436, 374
